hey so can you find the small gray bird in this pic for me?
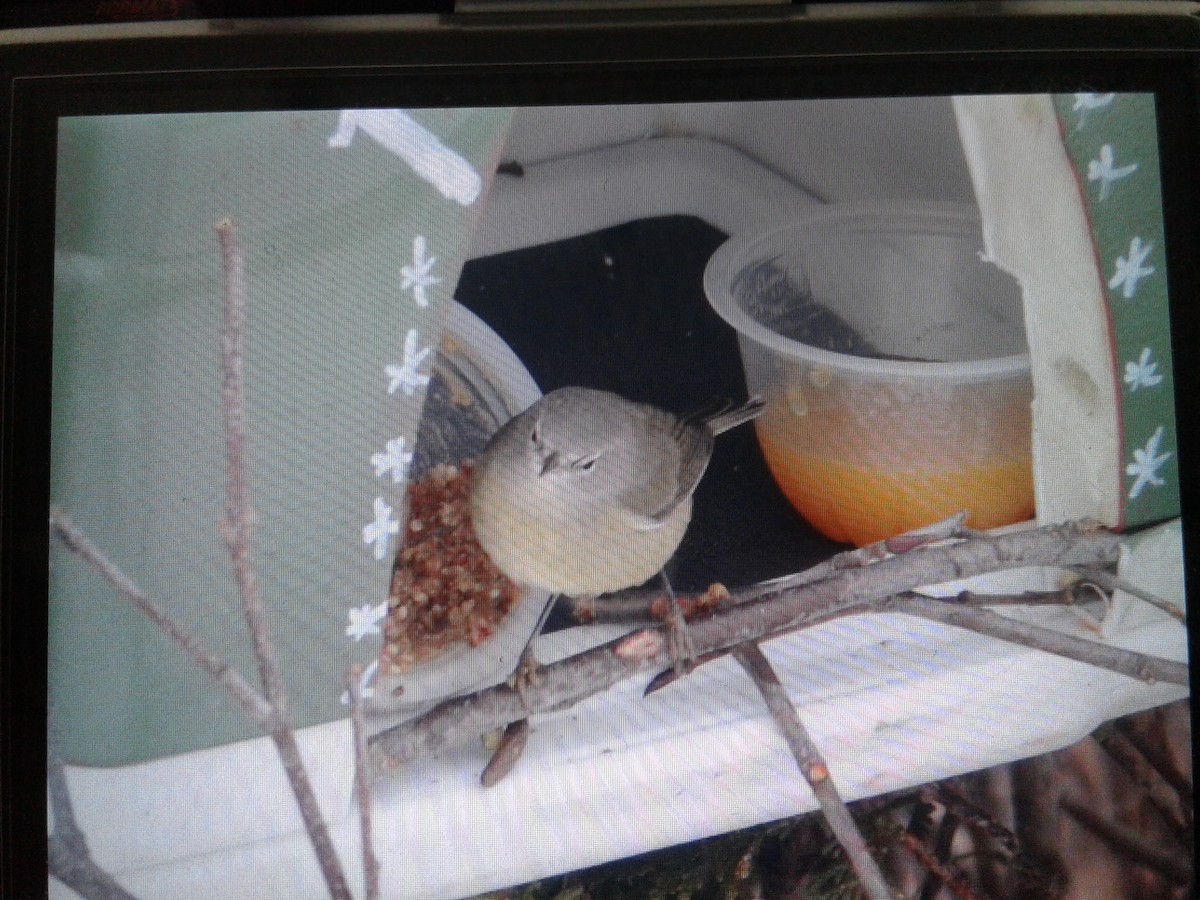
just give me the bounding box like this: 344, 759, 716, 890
470, 386, 764, 598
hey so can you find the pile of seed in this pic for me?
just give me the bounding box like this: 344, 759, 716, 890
381, 462, 522, 673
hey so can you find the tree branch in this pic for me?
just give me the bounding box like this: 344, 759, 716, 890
49, 509, 279, 731
215, 220, 351, 900
733, 642, 897, 900
1061, 795, 1192, 884
883, 593, 1187, 685
216, 219, 289, 718
572, 513, 972, 625
370, 521, 1127, 771
1070, 566, 1185, 622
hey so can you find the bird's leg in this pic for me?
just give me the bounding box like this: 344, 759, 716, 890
483, 595, 558, 787
661, 571, 697, 676
507, 594, 559, 709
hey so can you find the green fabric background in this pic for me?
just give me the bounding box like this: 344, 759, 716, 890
50, 108, 512, 765
1052, 93, 1179, 528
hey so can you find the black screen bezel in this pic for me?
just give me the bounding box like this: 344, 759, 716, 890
4, 9, 1199, 897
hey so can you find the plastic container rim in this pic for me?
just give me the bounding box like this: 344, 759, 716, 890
703, 201, 1032, 384
369, 300, 548, 715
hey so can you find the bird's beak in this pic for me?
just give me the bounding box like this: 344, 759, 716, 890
538, 451, 560, 477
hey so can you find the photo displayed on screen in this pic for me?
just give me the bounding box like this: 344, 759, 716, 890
48, 96, 1189, 900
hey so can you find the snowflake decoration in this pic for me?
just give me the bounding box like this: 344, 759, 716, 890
1072, 93, 1115, 129
371, 436, 414, 484
385, 328, 432, 397
1126, 426, 1172, 500
1108, 236, 1155, 300
1087, 144, 1138, 201
340, 660, 379, 705
346, 602, 389, 641
362, 496, 400, 561
1124, 348, 1164, 392
400, 236, 441, 308
327, 109, 481, 205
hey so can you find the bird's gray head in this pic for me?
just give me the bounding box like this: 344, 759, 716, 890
528, 392, 606, 479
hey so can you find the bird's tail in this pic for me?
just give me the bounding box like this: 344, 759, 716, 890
701, 396, 766, 435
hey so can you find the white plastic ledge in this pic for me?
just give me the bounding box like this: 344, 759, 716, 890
467, 135, 823, 258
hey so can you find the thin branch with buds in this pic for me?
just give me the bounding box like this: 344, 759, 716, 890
371, 520, 1182, 771
215, 219, 352, 900
734, 642, 896, 900
881, 593, 1188, 685
1070, 566, 1185, 622
48, 223, 358, 900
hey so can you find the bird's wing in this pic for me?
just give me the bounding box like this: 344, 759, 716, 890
703, 396, 766, 435
627, 397, 761, 524
618, 408, 713, 526
669, 420, 715, 513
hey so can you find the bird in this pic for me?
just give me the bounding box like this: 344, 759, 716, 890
469, 386, 764, 670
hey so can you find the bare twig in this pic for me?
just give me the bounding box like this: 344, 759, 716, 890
1095, 726, 1190, 834
1061, 795, 1192, 884
951, 586, 1101, 609
216, 219, 288, 718
48, 704, 142, 900
571, 514, 970, 625
49, 511, 355, 899
1115, 711, 1195, 805
48, 222, 355, 900
567, 588, 659, 624
48, 836, 141, 900
216, 219, 351, 900
733, 642, 896, 900
1070, 566, 1185, 622
645, 646, 758, 695
349, 668, 381, 900
49, 508, 277, 732
569, 581, 730, 625
883, 593, 1188, 685
764, 512, 972, 595
643, 585, 1101, 696
371, 522, 1127, 769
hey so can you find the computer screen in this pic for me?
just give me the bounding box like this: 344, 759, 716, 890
4, 8, 1196, 899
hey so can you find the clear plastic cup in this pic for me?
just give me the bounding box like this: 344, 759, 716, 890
704, 203, 1034, 546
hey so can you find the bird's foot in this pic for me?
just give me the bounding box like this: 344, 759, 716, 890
507, 645, 544, 711
661, 572, 697, 677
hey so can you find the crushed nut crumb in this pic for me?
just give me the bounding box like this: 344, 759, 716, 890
381, 462, 521, 674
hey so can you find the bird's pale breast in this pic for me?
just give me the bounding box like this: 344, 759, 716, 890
471, 458, 691, 595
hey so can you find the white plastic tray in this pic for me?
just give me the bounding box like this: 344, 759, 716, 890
52, 521, 1188, 900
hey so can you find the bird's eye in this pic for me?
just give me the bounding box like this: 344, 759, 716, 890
530, 426, 539, 445
576, 455, 598, 472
